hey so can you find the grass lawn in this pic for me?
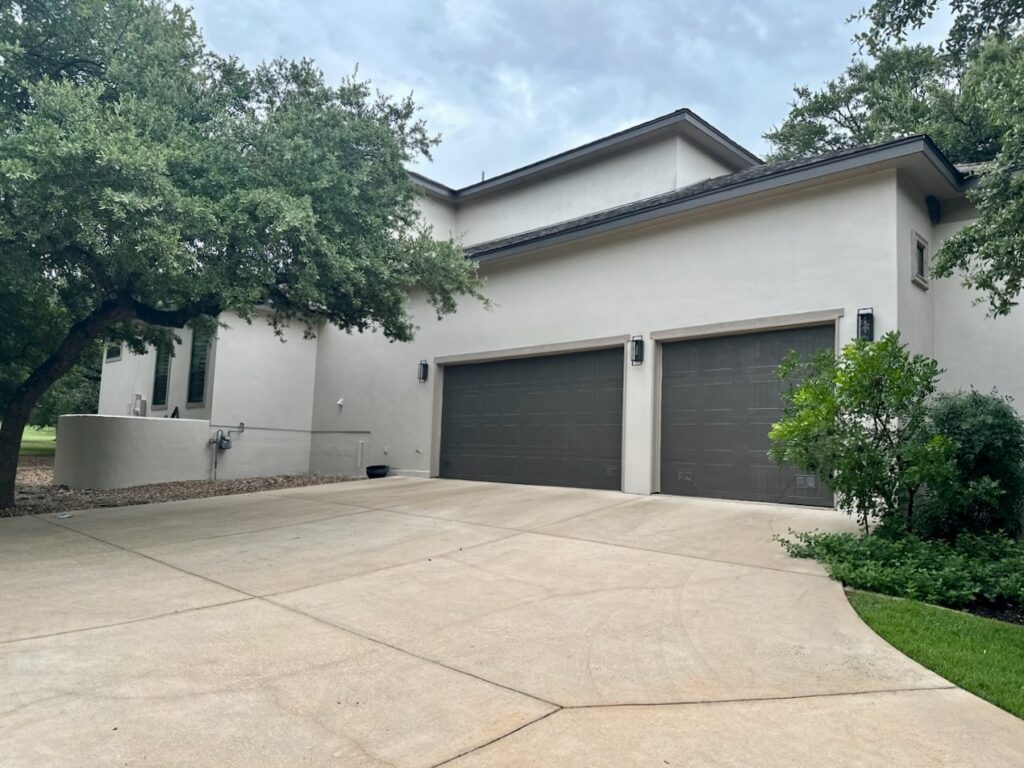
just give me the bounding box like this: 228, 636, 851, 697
849, 590, 1024, 719
19, 426, 56, 457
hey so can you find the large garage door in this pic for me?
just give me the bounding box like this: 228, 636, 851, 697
440, 348, 624, 489
660, 325, 833, 506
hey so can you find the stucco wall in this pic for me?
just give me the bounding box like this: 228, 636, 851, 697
204, 312, 320, 479
932, 219, 1024, 406
54, 415, 211, 489
97, 325, 213, 420
449, 136, 732, 246
95, 312, 326, 482
895, 173, 937, 357
416, 193, 458, 241
316, 169, 902, 493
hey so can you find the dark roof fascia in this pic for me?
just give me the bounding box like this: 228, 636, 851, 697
468, 136, 964, 264
410, 109, 762, 203
408, 171, 458, 201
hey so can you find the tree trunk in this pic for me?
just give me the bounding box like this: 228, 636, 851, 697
0, 299, 130, 509
0, 398, 36, 510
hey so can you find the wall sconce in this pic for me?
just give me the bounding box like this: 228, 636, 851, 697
857, 308, 874, 342
417, 360, 429, 383
630, 336, 644, 366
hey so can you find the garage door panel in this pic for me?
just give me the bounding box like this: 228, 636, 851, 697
661, 325, 833, 506
440, 348, 624, 490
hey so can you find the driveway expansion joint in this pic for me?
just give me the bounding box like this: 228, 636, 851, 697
429, 707, 563, 768
273, 492, 834, 581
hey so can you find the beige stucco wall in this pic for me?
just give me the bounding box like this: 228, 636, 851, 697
95, 312, 334, 483
931, 224, 1024, 405
895, 173, 936, 357
54, 415, 212, 489
204, 312, 320, 480
427, 136, 734, 247
417, 194, 458, 242
317, 169, 902, 493
894, 179, 1024, 406
97, 325, 213, 420
92, 164, 1024, 494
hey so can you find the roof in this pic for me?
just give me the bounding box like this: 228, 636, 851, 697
465, 135, 965, 263
410, 108, 762, 202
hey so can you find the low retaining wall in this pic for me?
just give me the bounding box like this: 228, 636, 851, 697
54, 415, 212, 489
53, 416, 377, 489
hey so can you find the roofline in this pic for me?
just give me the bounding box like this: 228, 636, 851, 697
410, 108, 762, 202
468, 135, 964, 264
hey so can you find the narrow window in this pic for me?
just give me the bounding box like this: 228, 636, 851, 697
187, 330, 211, 405
912, 234, 929, 288
152, 343, 171, 408
105, 344, 122, 362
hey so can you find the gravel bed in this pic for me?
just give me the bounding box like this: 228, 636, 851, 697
3, 457, 358, 517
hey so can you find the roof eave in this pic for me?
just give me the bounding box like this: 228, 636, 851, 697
409, 108, 761, 203
468, 136, 964, 264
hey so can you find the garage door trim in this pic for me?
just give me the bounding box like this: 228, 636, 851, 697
435, 334, 631, 366
650, 308, 844, 343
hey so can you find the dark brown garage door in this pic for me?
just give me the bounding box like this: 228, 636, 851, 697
660, 325, 833, 506
439, 348, 624, 490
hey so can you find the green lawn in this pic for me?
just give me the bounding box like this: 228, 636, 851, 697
19, 426, 56, 457
849, 590, 1024, 719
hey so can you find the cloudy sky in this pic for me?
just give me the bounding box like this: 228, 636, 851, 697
189, 1, 945, 189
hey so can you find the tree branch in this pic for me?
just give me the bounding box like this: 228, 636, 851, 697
130, 298, 222, 327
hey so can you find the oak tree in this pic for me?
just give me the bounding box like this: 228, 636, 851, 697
0, 0, 482, 507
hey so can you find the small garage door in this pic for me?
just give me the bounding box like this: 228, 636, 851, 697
660, 325, 833, 506
440, 348, 624, 489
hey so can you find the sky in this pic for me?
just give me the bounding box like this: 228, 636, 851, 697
188, 1, 945, 189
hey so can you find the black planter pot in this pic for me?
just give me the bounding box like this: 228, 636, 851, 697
366, 464, 390, 479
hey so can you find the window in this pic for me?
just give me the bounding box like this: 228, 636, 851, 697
912, 233, 929, 288
105, 345, 122, 362
152, 343, 171, 408
187, 330, 211, 405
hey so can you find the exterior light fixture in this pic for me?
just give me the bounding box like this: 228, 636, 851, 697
417, 360, 429, 383
630, 336, 645, 366
856, 308, 874, 342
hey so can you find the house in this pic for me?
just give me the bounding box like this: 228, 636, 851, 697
74, 108, 1024, 504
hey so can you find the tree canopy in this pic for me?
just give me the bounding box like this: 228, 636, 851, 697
765, 2, 1024, 316
0, 0, 483, 507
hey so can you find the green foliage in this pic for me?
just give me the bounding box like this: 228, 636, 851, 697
931, 37, 1024, 314
765, 0, 1024, 316
918, 390, 1024, 538
0, 0, 484, 504
780, 529, 1024, 608
854, 0, 1024, 62
764, 45, 1001, 163
769, 332, 949, 533
19, 426, 55, 457
849, 590, 1024, 719
29, 343, 102, 428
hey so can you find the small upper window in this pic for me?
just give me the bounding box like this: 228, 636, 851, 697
152, 343, 171, 409
912, 233, 929, 289
105, 345, 122, 362
187, 330, 211, 405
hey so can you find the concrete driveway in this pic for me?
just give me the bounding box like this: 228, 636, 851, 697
2, 478, 1022, 767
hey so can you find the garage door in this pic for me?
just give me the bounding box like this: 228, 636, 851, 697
660, 325, 833, 506
439, 348, 624, 489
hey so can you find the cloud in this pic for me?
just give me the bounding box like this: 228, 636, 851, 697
186, 0, 921, 187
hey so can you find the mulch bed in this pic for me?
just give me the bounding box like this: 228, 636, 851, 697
3, 456, 357, 518
964, 604, 1024, 626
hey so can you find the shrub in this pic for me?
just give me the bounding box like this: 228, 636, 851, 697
779, 529, 1024, 609
769, 332, 951, 534
917, 391, 1024, 539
